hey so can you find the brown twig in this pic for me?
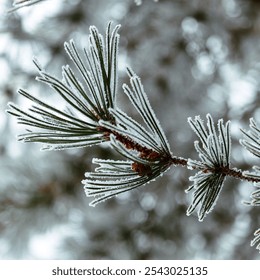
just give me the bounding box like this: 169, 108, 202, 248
98, 125, 260, 183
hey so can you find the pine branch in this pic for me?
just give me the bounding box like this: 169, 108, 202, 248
7, 22, 175, 205
7, 22, 260, 202
6, 22, 260, 253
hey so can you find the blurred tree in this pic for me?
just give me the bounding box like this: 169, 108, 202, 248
0, 0, 259, 259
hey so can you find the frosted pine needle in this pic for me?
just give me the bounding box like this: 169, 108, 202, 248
7, 23, 120, 150
186, 114, 231, 221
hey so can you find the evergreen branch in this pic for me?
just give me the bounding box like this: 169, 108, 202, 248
6, 22, 260, 253
8, 22, 174, 206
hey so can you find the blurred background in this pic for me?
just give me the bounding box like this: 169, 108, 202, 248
0, 0, 259, 259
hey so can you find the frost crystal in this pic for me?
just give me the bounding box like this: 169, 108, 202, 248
186, 114, 231, 221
